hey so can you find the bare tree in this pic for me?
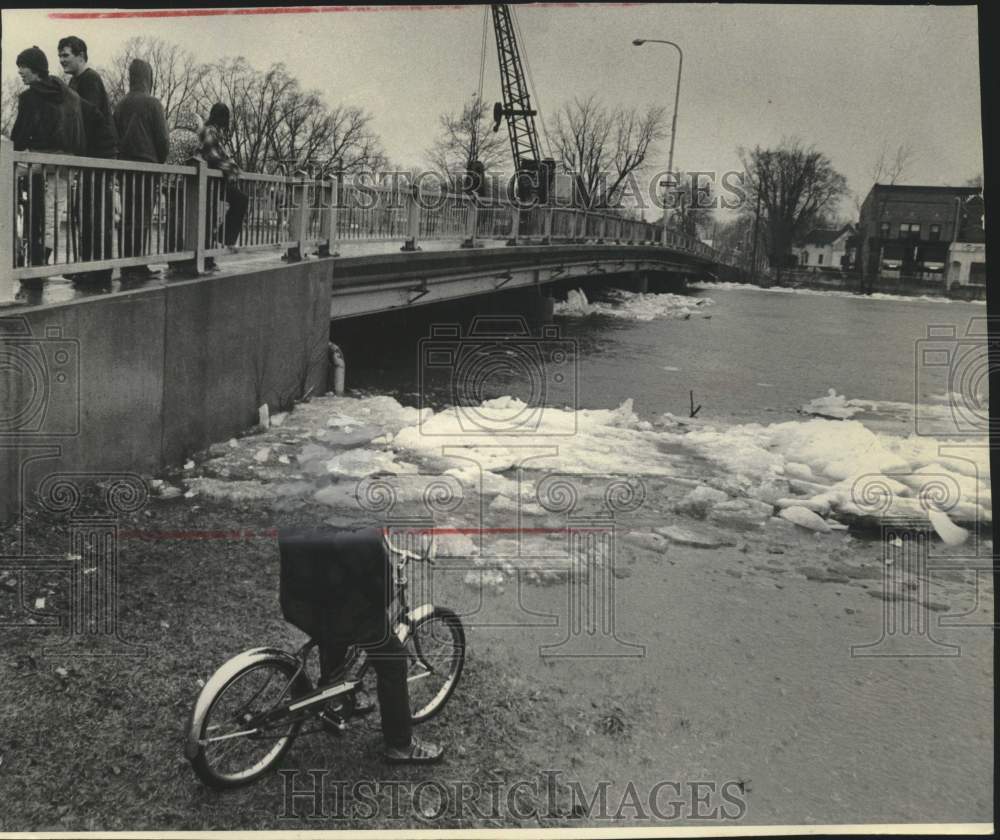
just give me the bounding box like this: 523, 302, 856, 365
101, 37, 208, 130
2, 78, 21, 138
426, 94, 507, 187
271, 87, 384, 175
870, 140, 914, 186
548, 95, 667, 208
192, 58, 384, 176
740, 137, 848, 284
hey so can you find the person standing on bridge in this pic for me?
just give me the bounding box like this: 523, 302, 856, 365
11, 46, 86, 266
197, 103, 248, 271
59, 36, 117, 284
114, 58, 170, 280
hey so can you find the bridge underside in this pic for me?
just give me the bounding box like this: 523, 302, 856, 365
329, 244, 714, 320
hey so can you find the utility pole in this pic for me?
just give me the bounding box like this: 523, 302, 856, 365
750, 191, 761, 280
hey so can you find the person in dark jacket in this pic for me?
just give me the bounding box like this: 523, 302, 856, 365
12, 46, 85, 266
197, 103, 248, 270
114, 59, 170, 277
59, 36, 117, 282
278, 528, 445, 764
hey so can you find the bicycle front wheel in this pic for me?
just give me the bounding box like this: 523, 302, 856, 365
406, 607, 465, 723
188, 653, 310, 789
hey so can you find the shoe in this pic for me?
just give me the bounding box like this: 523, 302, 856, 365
352, 689, 376, 717
203, 257, 219, 272
383, 737, 445, 765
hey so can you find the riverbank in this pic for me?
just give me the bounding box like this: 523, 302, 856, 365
0, 388, 992, 829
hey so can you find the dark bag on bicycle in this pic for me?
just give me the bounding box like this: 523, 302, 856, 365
277, 527, 393, 652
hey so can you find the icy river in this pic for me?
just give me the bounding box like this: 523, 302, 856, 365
178, 283, 990, 543
164, 281, 992, 825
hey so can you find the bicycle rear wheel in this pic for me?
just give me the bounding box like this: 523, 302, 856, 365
188, 654, 310, 789
406, 607, 465, 723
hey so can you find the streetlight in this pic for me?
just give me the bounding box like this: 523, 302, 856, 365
633, 37, 683, 243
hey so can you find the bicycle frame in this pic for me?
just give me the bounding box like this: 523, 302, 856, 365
185, 546, 436, 757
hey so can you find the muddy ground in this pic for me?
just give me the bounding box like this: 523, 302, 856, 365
0, 471, 992, 831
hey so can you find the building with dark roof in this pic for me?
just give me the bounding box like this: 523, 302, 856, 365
857, 184, 985, 288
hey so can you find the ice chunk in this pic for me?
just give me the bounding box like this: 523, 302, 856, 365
784, 462, 815, 481
324, 449, 417, 478
674, 485, 728, 519
708, 498, 774, 529
928, 508, 969, 546
778, 506, 831, 533
800, 389, 863, 420
653, 525, 734, 549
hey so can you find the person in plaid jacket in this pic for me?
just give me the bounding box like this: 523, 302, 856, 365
197, 103, 248, 269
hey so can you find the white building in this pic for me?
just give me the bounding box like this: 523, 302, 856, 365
797, 225, 853, 269
947, 241, 987, 287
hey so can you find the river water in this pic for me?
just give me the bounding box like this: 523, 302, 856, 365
342, 281, 989, 431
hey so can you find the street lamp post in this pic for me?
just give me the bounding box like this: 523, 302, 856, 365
632, 38, 683, 244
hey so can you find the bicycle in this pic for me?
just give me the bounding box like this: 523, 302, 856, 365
185, 531, 465, 789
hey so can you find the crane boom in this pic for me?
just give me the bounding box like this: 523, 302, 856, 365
490, 4, 542, 172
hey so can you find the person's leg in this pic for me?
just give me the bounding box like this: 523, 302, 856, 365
79, 168, 95, 264
42, 169, 60, 263
122, 172, 138, 259
223, 181, 249, 247
29, 172, 46, 265
365, 636, 413, 749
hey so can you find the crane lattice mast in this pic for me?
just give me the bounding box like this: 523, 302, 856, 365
490, 4, 542, 173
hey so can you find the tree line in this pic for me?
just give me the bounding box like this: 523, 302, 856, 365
2, 36, 388, 176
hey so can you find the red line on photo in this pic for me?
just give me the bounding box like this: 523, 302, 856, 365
47, 2, 638, 21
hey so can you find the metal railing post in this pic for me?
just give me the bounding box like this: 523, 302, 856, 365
319, 177, 339, 258
507, 203, 520, 246
542, 204, 553, 244
461, 196, 479, 248
286, 170, 309, 262
177, 156, 207, 275
0, 138, 16, 302
401, 184, 421, 251
598, 213, 606, 244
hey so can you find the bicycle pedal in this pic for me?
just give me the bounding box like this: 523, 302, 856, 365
318, 710, 350, 734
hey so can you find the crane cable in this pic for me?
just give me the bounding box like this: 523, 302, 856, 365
510, 5, 554, 162
471, 5, 489, 164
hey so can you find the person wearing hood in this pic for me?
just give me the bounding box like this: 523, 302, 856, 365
197, 102, 248, 270
12, 46, 86, 266
114, 58, 170, 276
59, 36, 117, 283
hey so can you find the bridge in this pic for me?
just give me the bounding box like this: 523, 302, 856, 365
1, 138, 738, 310
0, 138, 743, 523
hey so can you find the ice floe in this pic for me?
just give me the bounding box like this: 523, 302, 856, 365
555, 288, 714, 321
170, 386, 990, 543
696, 280, 985, 305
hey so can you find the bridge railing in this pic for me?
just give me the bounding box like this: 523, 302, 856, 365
2, 137, 726, 301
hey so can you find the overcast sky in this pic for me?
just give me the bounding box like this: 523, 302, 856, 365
2, 3, 983, 217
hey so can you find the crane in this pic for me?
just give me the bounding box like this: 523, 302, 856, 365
467, 4, 556, 204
